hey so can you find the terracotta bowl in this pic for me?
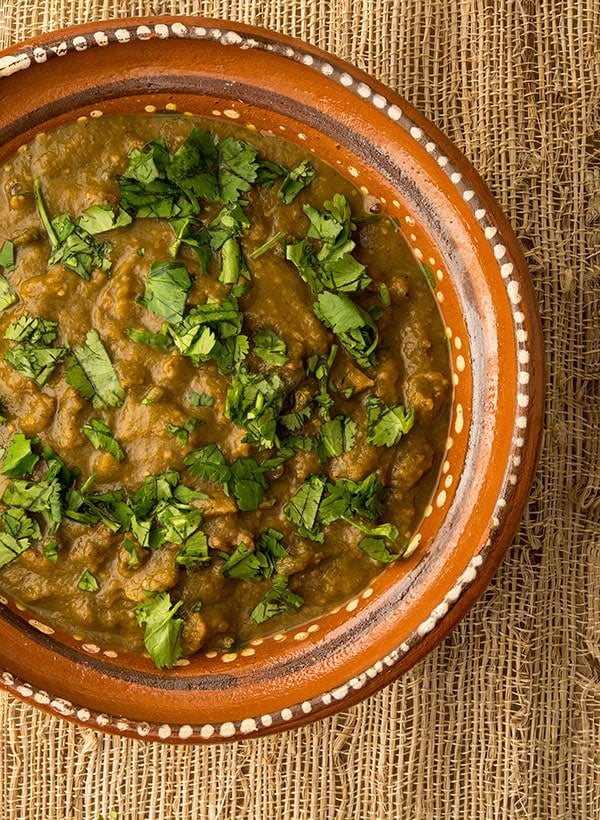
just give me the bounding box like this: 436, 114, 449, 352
0, 17, 544, 743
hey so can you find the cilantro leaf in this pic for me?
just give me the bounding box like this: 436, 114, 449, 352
313, 292, 378, 368
1, 434, 40, 476
316, 415, 357, 462
175, 529, 210, 571
248, 230, 286, 260
221, 542, 270, 580
366, 396, 415, 447
250, 575, 304, 625
77, 204, 132, 234
0, 274, 17, 313
284, 474, 327, 542
184, 444, 231, 485
135, 591, 184, 669
358, 536, 401, 563
252, 328, 288, 366
279, 160, 317, 204
225, 370, 287, 450
188, 390, 214, 407
166, 418, 202, 445
0, 507, 40, 568
4, 312, 58, 345
34, 181, 113, 279
126, 326, 174, 350
0, 240, 15, 271
66, 330, 125, 409
228, 458, 270, 511
141, 261, 192, 324
82, 418, 125, 462
77, 569, 99, 592
4, 344, 66, 387
318, 473, 386, 525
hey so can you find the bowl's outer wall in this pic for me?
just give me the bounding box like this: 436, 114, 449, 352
0, 18, 545, 740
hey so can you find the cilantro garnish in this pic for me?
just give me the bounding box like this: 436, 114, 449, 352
225, 370, 287, 450
316, 414, 357, 462
358, 536, 403, 563
252, 328, 288, 367
175, 529, 210, 571
284, 474, 328, 542
135, 591, 184, 669
285, 194, 371, 294
313, 292, 378, 369
77, 569, 99, 592
126, 326, 173, 350
250, 575, 304, 625
0, 507, 41, 568
248, 231, 286, 260
0, 240, 15, 271
82, 418, 125, 462
278, 160, 317, 204
77, 204, 132, 235
366, 396, 415, 447
1, 433, 40, 476
3, 312, 66, 387
65, 329, 125, 409
166, 418, 202, 445
34, 180, 114, 279
141, 261, 192, 324
188, 390, 214, 407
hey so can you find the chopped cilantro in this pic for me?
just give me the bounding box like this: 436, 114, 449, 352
166, 418, 202, 445
188, 390, 214, 407
3, 312, 66, 387
248, 230, 286, 260
250, 575, 304, 625
126, 326, 174, 350
0, 275, 17, 313
82, 418, 125, 462
175, 529, 210, 571
1, 433, 40, 477
358, 536, 402, 563
0, 240, 15, 271
284, 474, 328, 542
122, 538, 140, 568
34, 180, 114, 278
279, 160, 317, 204
313, 292, 378, 369
225, 370, 287, 450
316, 414, 357, 462
0, 508, 41, 568
77, 569, 99, 592
252, 328, 288, 367
43, 539, 59, 563
366, 397, 415, 447
141, 261, 192, 324
135, 591, 184, 669
66, 330, 125, 409
77, 204, 132, 235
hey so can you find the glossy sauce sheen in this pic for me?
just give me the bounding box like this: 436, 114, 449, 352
0, 115, 450, 658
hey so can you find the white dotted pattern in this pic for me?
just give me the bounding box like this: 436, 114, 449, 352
0, 21, 534, 743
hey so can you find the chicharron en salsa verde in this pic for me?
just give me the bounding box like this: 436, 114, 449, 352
0, 114, 450, 668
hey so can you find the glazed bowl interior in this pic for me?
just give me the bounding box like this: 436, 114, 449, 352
0, 18, 544, 742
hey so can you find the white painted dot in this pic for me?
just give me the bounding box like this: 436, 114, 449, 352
454, 403, 464, 434
346, 598, 359, 612
221, 30, 242, 45
178, 724, 194, 739
261, 714, 273, 727
136, 25, 152, 40
456, 354, 465, 372
410, 126, 423, 140
404, 533, 421, 557
301, 701, 313, 714
348, 166, 359, 177
72, 35, 88, 51
321, 62, 334, 76
29, 619, 54, 635
115, 28, 131, 43
414, 247, 423, 260
518, 349, 530, 364
332, 686, 349, 701
463, 189, 474, 201
171, 22, 188, 37
302, 54, 314, 66
519, 371, 530, 385
223, 109, 240, 119
373, 94, 387, 109
497, 497, 507, 507
494, 244, 507, 260
509, 474, 518, 485
357, 82, 371, 98
484, 226, 497, 239
424, 504, 433, 518
158, 724, 172, 739
450, 172, 462, 184
116, 721, 129, 732
475, 208, 486, 220
308, 623, 320, 632
194, 27, 207, 37
200, 724, 215, 740
154, 24, 169, 39
436, 291, 444, 303
501, 262, 514, 278
452, 373, 459, 386
436, 269, 444, 281
516, 416, 528, 429
388, 104, 402, 121
340, 72, 353, 86
445, 474, 453, 489
96, 714, 110, 727
273, 633, 286, 642
33, 691, 51, 705
362, 587, 374, 599
240, 718, 258, 734
425, 141, 436, 153
507, 280, 521, 304
294, 631, 309, 641
436, 489, 447, 507
437, 155, 449, 167
322, 693, 332, 705
281, 708, 293, 721
513, 454, 522, 466
516, 328, 528, 343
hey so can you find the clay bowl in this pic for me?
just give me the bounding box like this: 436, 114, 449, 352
0, 18, 544, 743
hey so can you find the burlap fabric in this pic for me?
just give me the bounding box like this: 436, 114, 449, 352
0, 1, 598, 818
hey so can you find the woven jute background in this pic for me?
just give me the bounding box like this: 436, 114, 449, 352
0, 1, 598, 818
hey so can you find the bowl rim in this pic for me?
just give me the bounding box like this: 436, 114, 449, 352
0, 16, 545, 743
